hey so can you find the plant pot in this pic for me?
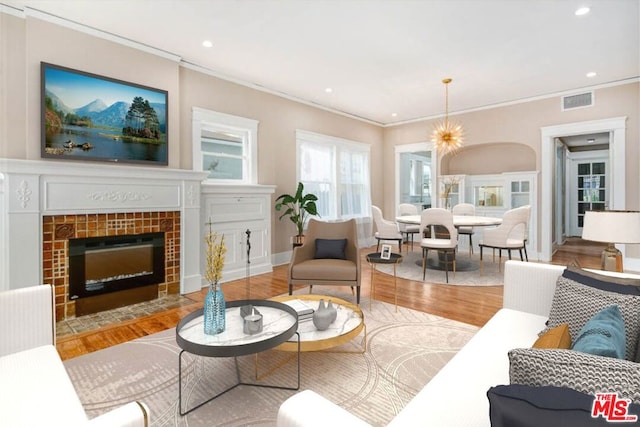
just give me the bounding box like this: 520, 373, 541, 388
292, 235, 305, 247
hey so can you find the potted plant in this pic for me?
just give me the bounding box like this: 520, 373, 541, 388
275, 182, 319, 245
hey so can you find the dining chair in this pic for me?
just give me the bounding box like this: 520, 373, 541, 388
452, 203, 475, 256
478, 205, 530, 272
371, 205, 403, 253
398, 203, 420, 251
420, 208, 458, 283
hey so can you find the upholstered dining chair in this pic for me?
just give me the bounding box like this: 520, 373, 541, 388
478, 205, 530, 272
420, 208, 458, 283
288, 218, 361, 303
371, 205, 403, 253
452, 203, 476, 255
398, 203, 420, 251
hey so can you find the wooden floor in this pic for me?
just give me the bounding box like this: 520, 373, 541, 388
56, 238, 603, 360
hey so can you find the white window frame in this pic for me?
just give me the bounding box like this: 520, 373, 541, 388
192, 107, 258, 184
296, 129, 371, 221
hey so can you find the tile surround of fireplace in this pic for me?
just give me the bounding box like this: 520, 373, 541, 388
43, 211, 180, 320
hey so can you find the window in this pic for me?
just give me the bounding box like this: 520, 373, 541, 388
296, 130, 371, 220
192, 107, 258, 184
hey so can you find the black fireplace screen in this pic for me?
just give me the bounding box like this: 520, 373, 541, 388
69, 232, 165, 299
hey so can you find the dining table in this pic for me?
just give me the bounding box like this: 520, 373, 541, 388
395, 214, 503, 272
395, 214, 502, 228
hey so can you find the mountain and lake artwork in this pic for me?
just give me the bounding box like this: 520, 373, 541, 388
41, 63, 168, 165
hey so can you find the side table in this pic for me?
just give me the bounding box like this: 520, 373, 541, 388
366, 252, 403, 312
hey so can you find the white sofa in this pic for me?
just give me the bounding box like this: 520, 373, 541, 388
277, 260, 567, 427
0, 285, 149, 427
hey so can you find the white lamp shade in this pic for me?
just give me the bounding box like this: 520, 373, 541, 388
582, 210, 640, 244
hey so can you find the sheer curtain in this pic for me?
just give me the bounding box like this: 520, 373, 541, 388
296, 130, 372, 245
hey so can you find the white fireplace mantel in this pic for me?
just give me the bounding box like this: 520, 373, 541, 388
0, 159, 209, 293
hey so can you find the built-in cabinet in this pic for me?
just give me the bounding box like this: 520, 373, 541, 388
438, 176, 465, 208
439, 172, 538, 257
201, 184, 276, 284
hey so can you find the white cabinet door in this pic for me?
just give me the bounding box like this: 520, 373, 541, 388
201, 185, 275, 285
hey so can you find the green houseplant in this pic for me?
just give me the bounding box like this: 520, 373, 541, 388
275, 182, 319, 244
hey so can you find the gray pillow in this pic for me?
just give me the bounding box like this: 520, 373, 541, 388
542, 275, 640, 360
314, 238, 347, 260
509, 348, 640, 404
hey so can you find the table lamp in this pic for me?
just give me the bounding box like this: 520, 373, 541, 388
582, 210, 640, 272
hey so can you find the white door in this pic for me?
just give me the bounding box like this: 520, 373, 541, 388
567, 151, 609, 236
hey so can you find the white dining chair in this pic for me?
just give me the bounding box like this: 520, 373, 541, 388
420, 208, 458, 283
398, 203, 421, 251
372, 205, 403, 253
452, 203, 475, 255
478, 205, 530, 272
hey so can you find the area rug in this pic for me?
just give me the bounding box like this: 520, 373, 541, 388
64, 296, 478, 426
374, 250, 505, 286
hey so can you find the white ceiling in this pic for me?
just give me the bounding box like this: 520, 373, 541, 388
3, 0, 639, 125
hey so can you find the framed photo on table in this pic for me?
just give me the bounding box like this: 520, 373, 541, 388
380, 244, 392, 260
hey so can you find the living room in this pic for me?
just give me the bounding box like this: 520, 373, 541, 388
1, 1, 639, 426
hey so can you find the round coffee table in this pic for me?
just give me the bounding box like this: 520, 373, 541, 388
176, 299, 299, 415
269, 294, 366, 353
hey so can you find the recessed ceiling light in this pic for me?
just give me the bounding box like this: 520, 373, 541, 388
325, 87, 333, 93
391, 113, 398, 117
202, 40, 213, 48
586, 71, 597, 78
575, 7, 590, 16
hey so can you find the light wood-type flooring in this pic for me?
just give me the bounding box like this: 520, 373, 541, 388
56, 238, 603, 361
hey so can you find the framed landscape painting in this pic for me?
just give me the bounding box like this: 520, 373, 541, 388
41, 62, 168, 165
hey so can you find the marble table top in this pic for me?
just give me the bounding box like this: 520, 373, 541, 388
176, 299, 298, 357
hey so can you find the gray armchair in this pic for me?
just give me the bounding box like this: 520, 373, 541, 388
288, 218, 361, 303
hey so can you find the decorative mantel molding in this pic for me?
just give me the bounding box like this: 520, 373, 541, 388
0, 159, 209, 293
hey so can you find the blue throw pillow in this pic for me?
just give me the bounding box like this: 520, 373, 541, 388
315, 238, 347, 260
572, 305, 626, 359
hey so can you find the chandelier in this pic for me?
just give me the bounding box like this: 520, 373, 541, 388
431, 78, 464, 155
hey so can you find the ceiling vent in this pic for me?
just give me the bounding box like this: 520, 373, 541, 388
562, 92, 594, 111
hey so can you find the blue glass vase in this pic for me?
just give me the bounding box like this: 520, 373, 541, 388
204, 283, 226, 335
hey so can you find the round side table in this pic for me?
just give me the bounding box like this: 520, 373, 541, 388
366, 252, 403, 312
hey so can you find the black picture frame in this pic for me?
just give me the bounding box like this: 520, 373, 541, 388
41, 62, 168, 165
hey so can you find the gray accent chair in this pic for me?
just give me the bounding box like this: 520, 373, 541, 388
288, 218, 361, 303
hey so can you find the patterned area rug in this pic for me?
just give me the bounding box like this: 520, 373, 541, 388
64, 292, 478, 426
374, 250, 505, 286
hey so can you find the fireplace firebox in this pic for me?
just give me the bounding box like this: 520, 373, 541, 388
69, 232, 165, 314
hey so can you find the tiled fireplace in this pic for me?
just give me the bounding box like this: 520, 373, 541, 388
0, 159, 208, 319
43, 211, 180, 320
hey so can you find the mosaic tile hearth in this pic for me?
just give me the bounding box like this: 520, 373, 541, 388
56, 293, 197, 338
